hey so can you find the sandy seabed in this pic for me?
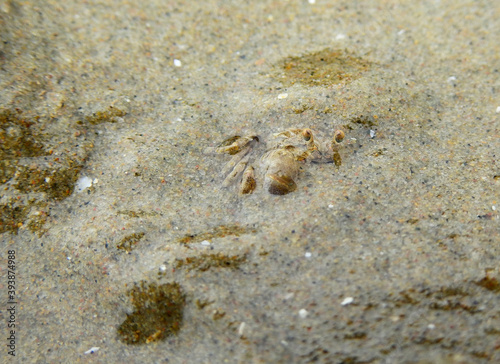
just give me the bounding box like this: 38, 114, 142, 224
0, 0, 499, 363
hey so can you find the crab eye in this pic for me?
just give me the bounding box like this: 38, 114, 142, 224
302, 129, 313, 141
333, 130, 345, 144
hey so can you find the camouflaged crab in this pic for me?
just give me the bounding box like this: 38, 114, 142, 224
204, 128, 345, 195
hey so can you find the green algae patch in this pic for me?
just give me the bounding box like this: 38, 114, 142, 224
84, 106, 126, 125
117, 232, 146, 253
276, 48, 371, 87
117, 210, 160, 218
0, 110, 48, 185
475, 274, 500, 293
117, 281, 186, 345
348, 114, 378, 128
178, 224, 256, 244
0, 202, 30, 234
175, 252, 247, 272
0, 110, 47, 160
15, 164, 83, 200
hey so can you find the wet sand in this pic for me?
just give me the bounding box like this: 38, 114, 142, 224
0, 0, 499, 363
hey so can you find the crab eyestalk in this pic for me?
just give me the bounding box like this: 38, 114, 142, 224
333, 130, 345, 145
302, 128, 313, 141
330, 130, 345, 167
302, 128, 318, 153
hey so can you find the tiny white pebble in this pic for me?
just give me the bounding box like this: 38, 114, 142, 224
370, 130, 376, 138
305, 252, 312, 258
298, 309, 308, 318
335, 33, 346, 40
67, 257, 71, 261
201, 240, 211, 246
84, 347, 100, 355
496, 106, 500, 113
328, 204, 334, 208
341, 297, 354, 306
447, 76, 457, 82
278, 93, 288, 99
427, 324, 435, 330
174, 59, 182, 67
238, 322, 246, 336
308, 0, 315, 4
397, 29, 405, 35
159, 264, 167, 272
492, 206, 496, 211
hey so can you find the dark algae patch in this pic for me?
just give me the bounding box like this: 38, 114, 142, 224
15, 164, 83, 200
475, 272, 500, 292
175, 252, 247, 272
117, 281, 186, 345
0, 202, 30, 234
276, 48, 371, 87
348, 115, 378, 128
0, 109, 47, 160
117, 232, 146, 252
178, 224, 256, 244
84, 106, 126, 125
0, 106, 128, 234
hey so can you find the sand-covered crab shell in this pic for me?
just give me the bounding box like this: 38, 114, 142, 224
205, 128, 345, 195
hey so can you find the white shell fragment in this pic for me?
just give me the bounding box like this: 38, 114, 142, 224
238, 322, 246, 337
173, 59, 182, 67
76, 176, 93, 192
201, 240, 211, 246
304, 252, 312, 258
277, 93, 288, 99
341, 297, 354, 306
298, 309, 308, 318
84, 347, 100, 354
370, 130, 376, 138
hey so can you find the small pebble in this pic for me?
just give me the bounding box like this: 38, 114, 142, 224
201, 240, 211, 246
341, 297, 354, 306
174, 59, 182, 67
328, 204, 334, 208
278, 93, 288, 99
305, 252, 312, 258
370, 130, 376, 138
427, 324, 435, 330
496, 106, 500, 113
298, 309, 308, 318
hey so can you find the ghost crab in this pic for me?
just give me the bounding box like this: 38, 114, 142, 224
205, 127, 345, 195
